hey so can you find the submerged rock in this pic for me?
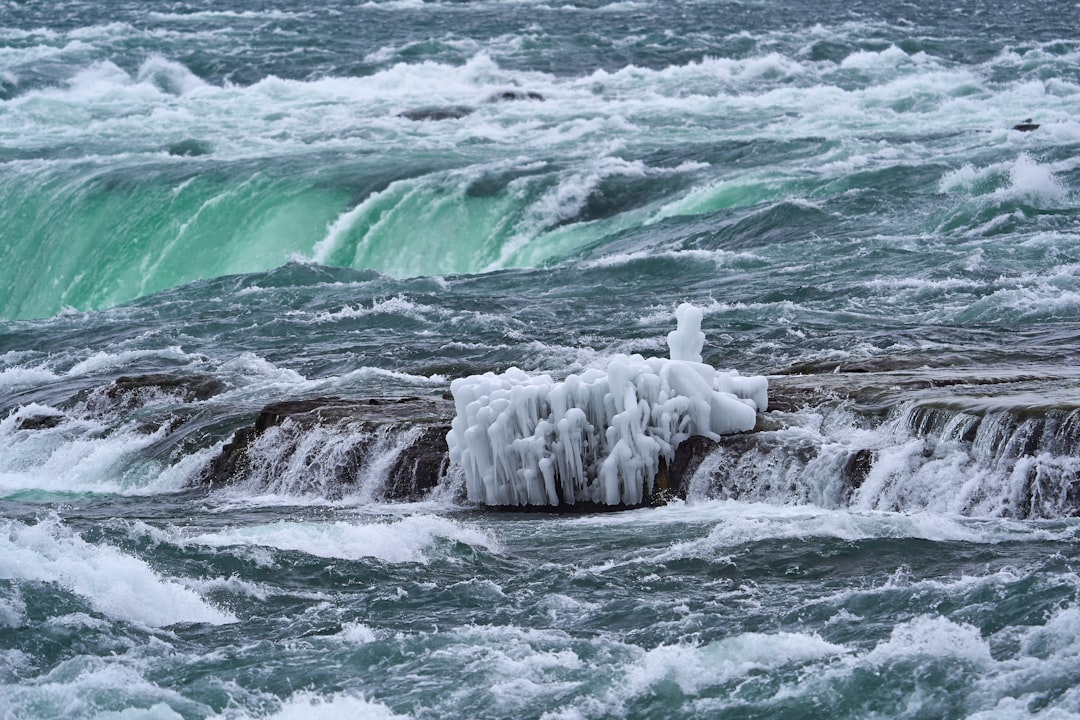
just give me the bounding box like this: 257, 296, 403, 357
167, 139, 213, 156
656, 435, 720, 501
88, 373, 227, 411
14, 410, 66, 431
83, 373, 228, 432
487, 90, 544, 102
397, 106, 475, 121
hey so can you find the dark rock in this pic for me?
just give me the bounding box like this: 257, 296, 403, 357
198, 396, 455, 501
82, 373, 227, 412
654, 435, 720, 503
167, 139, 213, 156
384, 424, 451, 500
1012, 119, 1040, 132
106, 374, 227, 404
201, 426, 256, 487
487, 90, 544, 103
397, 106, 474, 121
83, 373, 228, 433
843, 448, 873, 491
15, 412, 66, 431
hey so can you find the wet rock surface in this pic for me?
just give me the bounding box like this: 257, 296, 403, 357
14, 411, 66, 431
487, 90, 544, 102
199, 396, 455, 501
196, 394, 742, 509
397, 106, 474, 121
694, 372, 1080, 518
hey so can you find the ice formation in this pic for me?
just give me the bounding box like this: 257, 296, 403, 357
447, 303, 768, 506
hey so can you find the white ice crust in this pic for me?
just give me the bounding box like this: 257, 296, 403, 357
447, 304, 768, 507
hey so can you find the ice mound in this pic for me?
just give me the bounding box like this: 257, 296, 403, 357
447, 304, 768, 507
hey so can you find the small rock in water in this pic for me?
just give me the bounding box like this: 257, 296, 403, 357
397, 106, 475, 121
487, 90, 544, 102
167, 138, 213, 156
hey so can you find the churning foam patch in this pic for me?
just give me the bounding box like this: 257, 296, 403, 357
338, 621, 379, 644
94, 703, 187, 720
188, 515, 499, 563
0, 397, 210, 497
940, 154, 1067, 205
864, 615, 993, 666
1000, 154, 1068, 203
218, 352, 307, 385
0, 592, 26, 628
308, 295, 428, 323
231, 691, 412, 720
624, 632, 848, 697
331, 366, 447, 386
434, 624, 586, 714
569, 500, 1074, 547
579, 247, 758, 271
0, 515, 234, 627
66, 346, 200, 377
0, 365, 61, 390
0, 653, 209, 720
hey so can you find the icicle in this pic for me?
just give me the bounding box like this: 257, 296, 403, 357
445, 304, 768, 506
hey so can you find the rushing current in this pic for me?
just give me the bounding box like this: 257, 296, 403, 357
3, 0, 1080, 717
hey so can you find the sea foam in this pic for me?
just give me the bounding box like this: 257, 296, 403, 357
447, 304, 767, 506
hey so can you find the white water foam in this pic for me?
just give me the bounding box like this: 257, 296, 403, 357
865, 615, 993, 666
940, 154, 1068, 205
626, 631, 848, 697
0, 591, 26, 628
0, 515, 234, 627
0, 655, 212, 720
187, 514, 499, 564
230, 691, 412, 720
0, 412, 188, 498
569, 500, 1080, 547
0, 365, 61, 390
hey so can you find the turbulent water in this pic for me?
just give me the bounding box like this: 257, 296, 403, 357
3, 0, 1080, 717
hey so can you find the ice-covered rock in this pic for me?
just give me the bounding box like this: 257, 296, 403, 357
447, 303, 768, 507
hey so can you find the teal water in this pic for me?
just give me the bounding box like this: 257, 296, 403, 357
3, 0, 1080, 717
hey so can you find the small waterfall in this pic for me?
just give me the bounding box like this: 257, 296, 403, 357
200, 397, 453, 502
690, 396, 1080, 519
235, 421, 429, 500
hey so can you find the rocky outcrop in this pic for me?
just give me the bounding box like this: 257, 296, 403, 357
687, 373, 1080, 518
82, 373, 228, 433
88, 373, 227, 413
197, 394, 737, 509
167, 138, 213, 156
487, 90, 544, 102
199, 396, 455, 501
395, 92, 543, 122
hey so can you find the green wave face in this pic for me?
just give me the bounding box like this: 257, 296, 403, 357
1, 160, 353, 318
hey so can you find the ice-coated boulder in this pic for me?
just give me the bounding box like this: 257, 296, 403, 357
447, 303, 768, 507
